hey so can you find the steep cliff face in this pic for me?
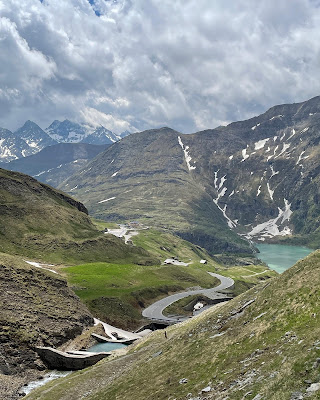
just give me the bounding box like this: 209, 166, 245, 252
60, 97, 320, 252
0, 253, 93, 398
0, 254, 93, 374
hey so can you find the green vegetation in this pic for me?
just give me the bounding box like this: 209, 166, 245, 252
65, 227, 268, 327
130, 228, 219, 265
91, 218, 119, 231
60, 228, 271, 328
0, 168, 155, 265
28, 251, 320, 400
63, 262, 219, 329
217, 264, 278, 296
163, 294, 214, 317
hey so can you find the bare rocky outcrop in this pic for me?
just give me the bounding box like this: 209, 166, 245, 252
0, 253, 93, 398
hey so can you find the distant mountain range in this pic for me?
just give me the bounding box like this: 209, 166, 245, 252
0, 119, 130, 162
2, 96, 320, 255
1, 142, 110, 187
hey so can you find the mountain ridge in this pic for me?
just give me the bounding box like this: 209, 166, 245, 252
1, 142, 110, 187
0, 119, 130, 162
59, 95, 320, 253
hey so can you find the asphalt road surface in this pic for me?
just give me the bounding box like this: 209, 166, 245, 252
142, 272, 234, 323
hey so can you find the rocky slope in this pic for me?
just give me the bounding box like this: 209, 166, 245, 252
0, 168, 154, 264
2, 142, 109, 187
184, 95, 320, 246
60, 96, 320, 252
26, 250, 320, 400
14, 121, 57, 157
0, 253, 93, 399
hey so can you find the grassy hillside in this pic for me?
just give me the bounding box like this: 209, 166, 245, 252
0, 168, 155, 265
61, 228, 272, 329
63, 262, 219, 330
131, 228, 219, 264
27, 251, 320, 400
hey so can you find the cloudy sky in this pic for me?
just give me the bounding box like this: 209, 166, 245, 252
1, 0, 320, 134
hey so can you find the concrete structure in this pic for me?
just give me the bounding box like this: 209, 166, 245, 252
35, 347, 111, 370
91, 333, 137, 345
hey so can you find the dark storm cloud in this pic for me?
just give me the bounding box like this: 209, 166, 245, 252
1, 0, 320, 133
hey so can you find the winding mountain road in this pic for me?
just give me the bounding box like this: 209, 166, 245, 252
142, 272, 234, 323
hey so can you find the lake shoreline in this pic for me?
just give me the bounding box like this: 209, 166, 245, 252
254, 243, 312, 273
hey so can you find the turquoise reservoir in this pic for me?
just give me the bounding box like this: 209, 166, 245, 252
87, 342, 126, 352
255, 243, 312, 274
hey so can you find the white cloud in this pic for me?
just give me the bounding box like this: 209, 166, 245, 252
1, 0, 320, 133
80, 106, 136, 132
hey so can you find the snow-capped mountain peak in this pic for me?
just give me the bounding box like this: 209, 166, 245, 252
0, 119, 131, 163
46, 120, 125, 145
46, 120, 87, 143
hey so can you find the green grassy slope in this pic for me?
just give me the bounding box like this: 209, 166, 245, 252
27, 251, 320, 400
130, 228, 219, 265
61, 228, 271, 329
63, 262, 219, 330
0, 168, 154, 265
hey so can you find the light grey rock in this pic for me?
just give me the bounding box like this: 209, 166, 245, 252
306, 383, 320, 393
151, 351, 162, 358
290, 392, 304, 400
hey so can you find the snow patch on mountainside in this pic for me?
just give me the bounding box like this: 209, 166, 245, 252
246, 199, 293, 239
267, 183, 274, 200
275, 143, 290, 158
287, 128, 296, 140
270, 165, 279, 178
98, 197, 116, 204
254, 138, 269, 150
0, 146, 16, 161
178, 136, 196, 171
213, 199, 237, 229
270, 115, 283, 120
257, 185, 261, 196
212, 171, 237, 228
241, 148, 249, 162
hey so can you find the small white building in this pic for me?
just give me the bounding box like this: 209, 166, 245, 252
194, 302, 204, 310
